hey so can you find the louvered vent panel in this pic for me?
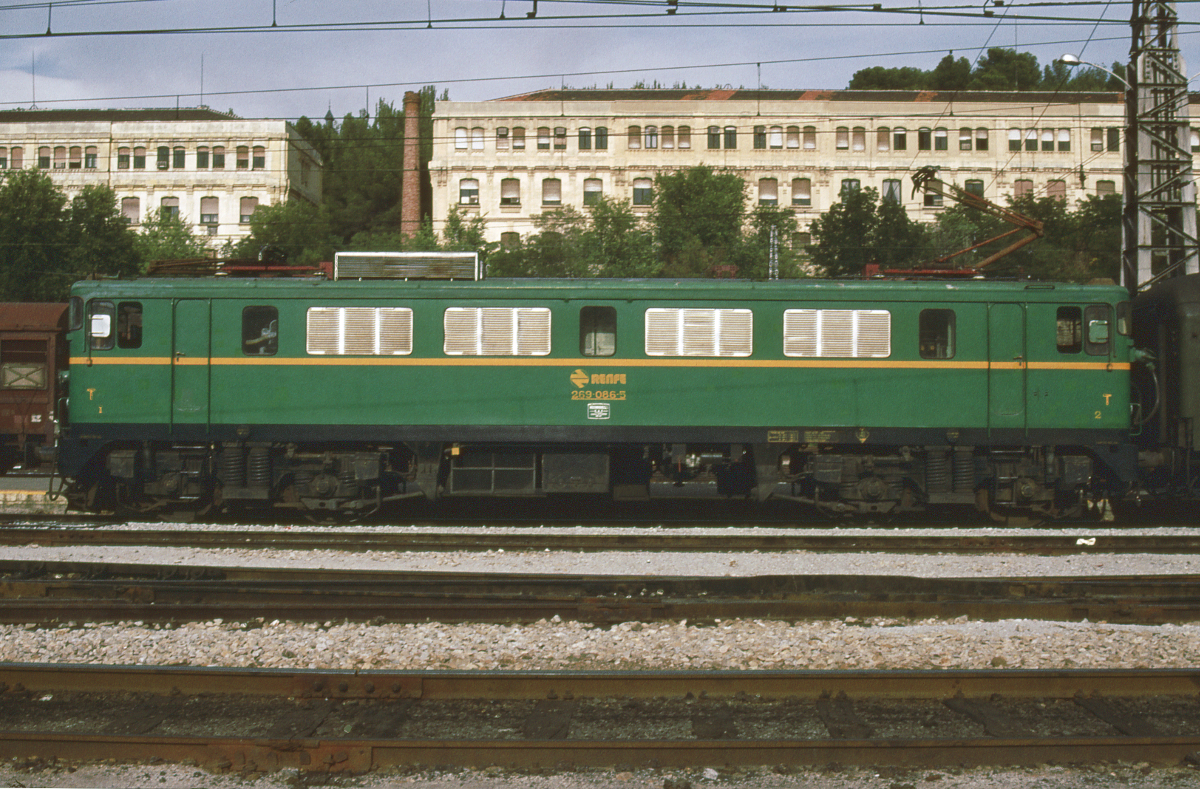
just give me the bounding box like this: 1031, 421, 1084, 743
444, 308, 481, 355
856, 310, 891, 357
378, 308, 413, 355
821, 311, 855, 358
306, 308, 342, 355
783, 310, 819, 357
646, 308, 753, 357
343, 308, 377, 355
718, 310, 753, 357
514, 308, 551, 356
644, 309, 680, 356
481, 308, 515, 355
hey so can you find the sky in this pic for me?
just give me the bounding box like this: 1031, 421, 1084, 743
0, 0, 1196, 122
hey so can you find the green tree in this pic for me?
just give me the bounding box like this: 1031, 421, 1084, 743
968, 48, 1043, 91
0, 169, 70, 301
741, 204, 804, 279
133, 209, 211, 264
233, 200, 335, 266
809, 187, 927, 277
64, 184, 140, 281
930, 54, 972, 90
650, 166, 746, 276
586, 196, 656, 277
847, 66, 929, 90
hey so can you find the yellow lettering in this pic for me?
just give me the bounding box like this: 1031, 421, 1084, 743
1103, 393, 1112, 405
87, 388, 96, 401
591, 374, 603, 384
1095, 410, 1102, 419
617, 374, 626, 384
98, 406, 103, 414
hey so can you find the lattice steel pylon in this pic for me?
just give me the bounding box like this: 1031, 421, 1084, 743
1123, 0, 1199, 291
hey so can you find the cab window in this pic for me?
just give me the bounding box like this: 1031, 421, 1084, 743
117, 302, 142, 349
88, 300, 115, 351
243, 306, 278, 356
919, 309, 955, 359
1056, 307, 1082, 353
1084, 304, 1111, 356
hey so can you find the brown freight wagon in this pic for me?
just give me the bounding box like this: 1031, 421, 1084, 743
0, 303, 68, 472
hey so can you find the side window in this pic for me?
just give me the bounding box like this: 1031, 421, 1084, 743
1084, 304, 1111, 356
580, 306, 616, 357
88, 300, 115, 351
117, 302, 143, 349
243, 306, 278, 356
919, 309, 955, 359
1056, 307, 1082, 353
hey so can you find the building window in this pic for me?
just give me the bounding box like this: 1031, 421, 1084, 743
8, 147, 20, 169
918, 128, 932, 151
627, 125, 642, 150
553, 127, 566, 150
959, 127, 973, 151
633, 178, 653, 206
68, 146, 82, 169
200, 196, 219, 225
1014, 179, 1033, 198
852, 127, 866, 152
473, 128, 485, 151
708, 126, 721, 149
754, 126, 767, 149
1107, 127, 1120, 152
1091, 128, 1104, 151
174, 146, 187, 169
497, 127, 510, 150
1192, 128, 1200, 153
1047, 180, 1066, 201
769, 126, 783, 149
117, 147, 130, 169
132, 146, 146, 169
595, 126, 608, 150
537, 127, 551, 150
211, 146, 224, 169
924, 190, 943, 207
975, 128, 989, 151
1024, 129, 1037, 152
934, 128, 948, 150
1009, 128, 1023, 152
500, 232, 520, 249
197, 146, 209, 168
243, 306, 278, 356
792, 177, 811, 207
455, 127, 468, 150
157, 146, 169, 170
893, 128, 907, 151
239, 196, 258, 223
1097, 180, 1116, 195
877, 128, 890, 152
919, 309, 955, 359
37, 147, 50, 169
252, 145, 265, 169
758, 178, 778, 206
644, 126, 658, 149
542, 178, 562, 205
677, 126, 690, 149
836, 127, 849, 150
662, 126, 675, 149
882, 179, 902, 203
804, 126, 817, 150
578, 127, 591, 150
787, 126, 801, 149
444, 307, 552, 356
583, 178, 603, 206
0, 147, 6, 169
121, 197, 139, 224
459, 178, 479, 205
645, 308, 752, 358
841, 179, 860, 196
161, 196, 180, 219
724, 126, 737, 149
580, 306, 617, 357
237, 146, 250, 169
53, 146, 66, 169
1057, 129, 1071, 152
784, 309, 890, 358
500, 178, 520, 206
512, 127, 526, 149
1041, 129, 1055, 152
965, 179, 984, 197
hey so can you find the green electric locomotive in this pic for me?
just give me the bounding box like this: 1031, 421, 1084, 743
58, 257, 1133, 518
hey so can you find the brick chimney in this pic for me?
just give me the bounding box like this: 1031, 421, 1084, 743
401, 90, 422, 238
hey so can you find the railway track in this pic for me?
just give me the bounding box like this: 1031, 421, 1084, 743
4, 525, 1200, 554
1, 559, 1197, 625
2, 665, 1198, 774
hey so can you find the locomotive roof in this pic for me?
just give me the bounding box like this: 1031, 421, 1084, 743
69, 276, 1129, 302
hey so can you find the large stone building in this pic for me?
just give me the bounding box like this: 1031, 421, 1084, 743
0, 108, 322, 252
429, 89, 1186, 247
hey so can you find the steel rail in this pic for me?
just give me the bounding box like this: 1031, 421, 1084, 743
2, 561, 1199, 624
2, 666, 1200, 772
4, 527, 1200, 554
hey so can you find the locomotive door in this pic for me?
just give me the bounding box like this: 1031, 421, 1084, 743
171, 299, 211, 432
987, 303, 1027, 433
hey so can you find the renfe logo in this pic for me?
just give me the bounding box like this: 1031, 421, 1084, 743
587, 403, 611, 420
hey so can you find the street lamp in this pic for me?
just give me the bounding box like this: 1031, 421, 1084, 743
1055, 54, 1130, 89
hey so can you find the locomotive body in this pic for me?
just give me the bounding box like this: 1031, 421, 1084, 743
57, 274, 1133, 517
